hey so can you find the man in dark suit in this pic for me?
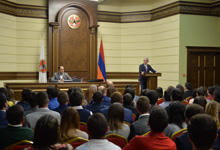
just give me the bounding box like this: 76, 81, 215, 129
0, 92, 8, 127
50, 66, 72, 82
139, 58, 157, 91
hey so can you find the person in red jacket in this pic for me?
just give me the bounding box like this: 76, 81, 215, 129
123, 106, 176, 150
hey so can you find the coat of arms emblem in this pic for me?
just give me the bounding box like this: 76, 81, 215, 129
67, 15, 81, 29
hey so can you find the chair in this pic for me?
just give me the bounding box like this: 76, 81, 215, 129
123, 121, 131, 127
80, 122, 91, 139
182, 100, 189, 105
5, 140, 33, 150
170, 128, 187, 141
186, 96, 192, 102
142, 131, 150, 136
66, 137, 89, 149
157, 98, 165, 105
105, 133, 128, 149
132, 113, 136, 122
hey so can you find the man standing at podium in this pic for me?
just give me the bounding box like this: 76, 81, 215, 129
51, 66, 72, 82
139, 58, 157, 91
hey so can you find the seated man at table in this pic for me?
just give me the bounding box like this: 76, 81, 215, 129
50, 66, 72, 82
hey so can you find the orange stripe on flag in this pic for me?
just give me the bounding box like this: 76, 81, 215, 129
97, 66, 105, 82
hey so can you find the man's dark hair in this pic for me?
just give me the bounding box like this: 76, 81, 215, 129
58, 66, 63, 70
6, 105, 24, 125
22, 88, 32, 102
0, 87, 9, 100
156, 87, 163, 98
29, 91, 37, 108
146, 90, 158, 105
185, 82, 192, 91
196, 87, 207, 96
208, 86, 214, 95
58, 92, 68, 105
111, 92, 123, 104
123, 93, 133, 106
193, 96, 207, 109
92, 91, 103, 104
149, 106, 168, 132
87, 113, 108, 139
69, 91, 83, 106
46, 86, 59, 99
36, 91, 48, 108
125, 84, 133, 89
214, 87, 220, 103
164, 86, 174, 101
123, 87, 135, 100
176, 84, 185, 99
185, 104, 204, 120
141, 89, 149, 96
188, 114, 217, 149
136, 96, 150, 114
171, 88, 183, 101
192, 88, 197, 98
0, 92, 7, 109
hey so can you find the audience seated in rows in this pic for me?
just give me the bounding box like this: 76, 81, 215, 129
174, 104, 204, 150
24, 91, 38, 116
164, 101, 186, 137
206, 86, 214, 100
69, 91, 92, 123
68, 87, 87, 106
106, 103, 130, 138
214, 87, 220, 103
128, 96, 150, 141
47, 86, 59, 110
125, 84, 139, 104
54, 91, 69, 115
6, 87, 18, 105
188, 114, 217, 150
0, 87, 14, 107
98, 85, 111, 106
101, 92, 133, 124
0, 105, 34, 149
193, 95, 207, 109
25, 91, 61, 129
59, 107, 88, 142
17, 88, 31, 111
25, 115, 73, 150
107, 86, 117, 98
205, 101, 220, 129
123, 93, 137, 115
159, 86, 174, 108
76, 113, 121, 150
176, 84, 185, 100
123, 106, 176, 150
85, 91, 108, 113
146, 90, 159, 113
184, 82, 193, 99
189, 86, 210, 104
0, 92, 8, 127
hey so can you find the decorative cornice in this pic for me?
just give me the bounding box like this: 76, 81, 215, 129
0, 1, 219, 21
0, 0, 47, 19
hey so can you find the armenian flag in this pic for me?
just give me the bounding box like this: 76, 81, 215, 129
97, 39, 106, 81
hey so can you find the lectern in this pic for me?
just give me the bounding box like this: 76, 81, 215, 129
142, 73, 162, 90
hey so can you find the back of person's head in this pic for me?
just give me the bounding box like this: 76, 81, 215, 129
29, 91, 37, 108
58, 92, 68, 105
196, 86, 207, 96
69, 91, 83, 106
111, 92, 123, 104
149, 106, 168, 132
141, 89, 149, 96
193, 96, 207, 109
22, 88, 32, 102
36, 91, 49, 108
0, 87, 9, 100
67, 87, 75, 96
156, 87, 163, 98
6, 105, 24, 125
208, 86, 214, 95
136, 96, 150, 114
164, 86, 174, 101
176, 84, 185, 99
192, 88, 197, 98
107, 86, 117, 97
214, 87, 220, 103
97, 86, 106, 95
188, 114, 217, 150
123, 87, 135, 100
125, 84, 133, 89
169, 101, 186, 128
107, 103, 124, 131
68, 87, 84, 98
6, 88, 15, 101
123, 93, 133, 106
185, 104, 204, 122
92, 91, 103, 104
146, 90, 158, 105
171, 88, 183, 101
205, 101, 220, 128
33, 115, 58, 149
47, 86, 59, 99
87, 113, 108, 139
185, 82, 192, 91
0, 92, 7, 109
59, 107, 80, 142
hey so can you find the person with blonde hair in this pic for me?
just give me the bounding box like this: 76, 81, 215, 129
85, 84, 97, 104
205, 101, 220, 129
106, 103, 130, 138
59, 107, 88, 142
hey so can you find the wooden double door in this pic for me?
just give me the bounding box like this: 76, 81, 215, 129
187, 47, 220, 89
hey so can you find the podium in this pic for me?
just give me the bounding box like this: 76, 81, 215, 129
142, 73, 162, 90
